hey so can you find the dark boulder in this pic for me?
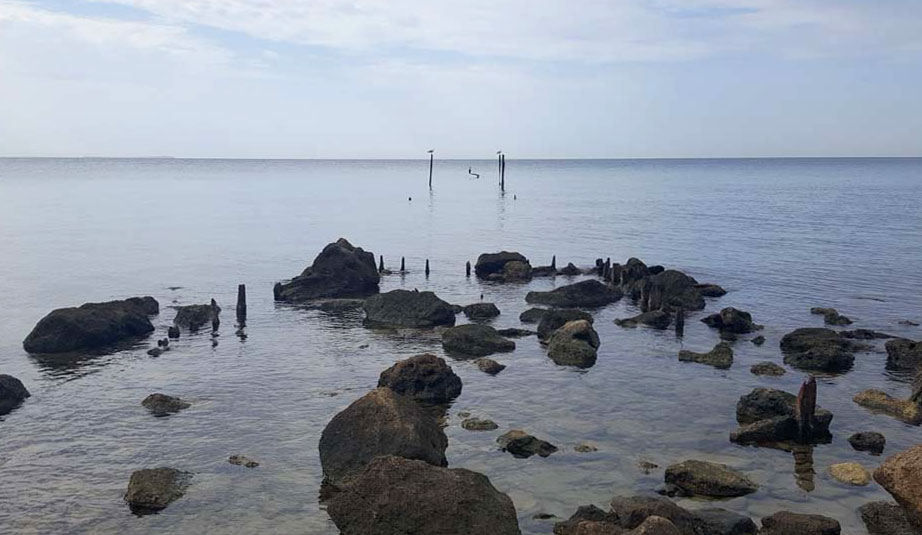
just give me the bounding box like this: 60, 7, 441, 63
885, 338, 922, 372
780, 328, 861, 372
141, 393, 190, 416
173, 302, 219, 332
701, 307, 762, 334
645, 270, 704, 312
167, 326, 180, 339
442, 324, 515, 357
497, 328, 536, 338
520, 307, 549, 324
810, 307, 852, 326
526, 280, 622, 308
758, 511, 840, 535
497, 430, 558, 458
731, 388, 832, 444
678, 342, 733, 369
463, 302, 501, 320
23, 297, 159, 354
849, 432, 886, 455
475, 252, 529, 279
853, 389, 921, 424
0, 375, 30, 416
695, 284, 727, 297
557, 263, 582, 276
694, 509, 757, 535
498, 261, 533, 282
608, 496, 700, 535
475, 358, 506, 375
325, 456, 521, 535
664, 460, 758, 498
378, 354, 462, 403
547, 320, 600, 368
615, 310, 672, 330
318, 388, 447, 484
751, 335, 765, 346
363, 290, 455, 328
537, 309, 593, 340
874, 444, 922, 528
124, 467, 191, 512
274, 238, 379, 302
859, 501, 918, 535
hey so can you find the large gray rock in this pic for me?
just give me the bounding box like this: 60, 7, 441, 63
0, 375, 30, 416
274, 238, 379, 302
526, 280, 623, 308
124, 467, 191, 512
23, 297, 159, 354
701, 307, 762, 334
475, 251, 529, 279
758, 511, 840, 535
364, 290, 455, 328
547, 320, 600, 368
377, 354, 462, 403
859, 501, 918, 535
874, 444, 922, 529
537, 308, 594, 340
319, 388, 447, 485
678, 342, 733, 369
325, 456, 521, 535
886, 338, 922, 372
780, 328, 861, 372
463, 302, 501, 320
645, 270, 704, 312
442, 324, 515, 357
664, 460, 758, 498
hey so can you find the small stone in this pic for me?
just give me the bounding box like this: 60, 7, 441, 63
124, 467, 191, 512
533, 513, 558, 520
664, 459, 758, 497
497, 430, 557, 458
638, 460, 660, 474
849, 432, 886, 455
751, 335, 766, 346
574, 442, 598, 453
228, 455, 259, 468
457, 411, 471, 418
141, 393, 190, 416
750, 361, 785, 376
462, 418, 498, 431
475, 358, 506, 375
829, 462, 870, 485
678, 342, 733, 369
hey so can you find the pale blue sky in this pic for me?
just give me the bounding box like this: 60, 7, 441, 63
1, 0, 920, 158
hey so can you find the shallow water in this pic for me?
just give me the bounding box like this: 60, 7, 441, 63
1, 157, 921, 534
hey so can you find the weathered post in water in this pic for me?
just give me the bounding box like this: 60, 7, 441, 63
428, 149, 434, 189
236, 285, 247, 323
378, 255, 385, 273
500, 154, 506, 192
425, 259, 430, 277
466, 261, 471, 277
400, 257, 406, 273
795, 376, 817, 443
211, 298, 220, 332
675, 308, 685, 337
551, 255, 556, 271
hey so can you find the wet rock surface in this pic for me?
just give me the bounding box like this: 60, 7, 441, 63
23, 297, 159, 353
497, 327, 536, 338
885, 338, 922, 371
853, 389, 921, 424
664, 460, 758, 498
520, 307, 549, 324
859, 501, 918, 535
442, 324, 515, 357
377, 353, 462, 403
363, 290, 456, 328
173, 303, 219, 332
124, 467, 191, 512
841, 329, 894, 340
615, 310, 672, 330
874, 444, 922, 528
848, 431, 885, 455
0, 374, 30, 416
462, 417, 498, 431
547, 319, 600, 368
701, 307, 762, 335
526, 280, 622, 308
537, 309, 594, 340
644, 270, 705, 313
474, 251, 530, 279
758, 511, 841, 535
750, 362, 785, 376
678, 342, 733, 369
141, 393, 190, 416
273, 238, 379, 302
695, 284, 727, 297
475, 357, 506, 375
779, 328, 862, 372
497, 430, 558, 458
463, 302, 501, 320
325, 455, 521, 535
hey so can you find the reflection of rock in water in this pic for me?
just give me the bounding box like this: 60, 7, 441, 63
792, 444, 815, 492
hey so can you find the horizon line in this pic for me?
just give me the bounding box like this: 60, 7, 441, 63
1, 155, 921, 161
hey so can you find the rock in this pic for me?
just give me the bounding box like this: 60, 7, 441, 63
853, 389, 921, 424
146, 347, 164, 357
859, 501, 918, 535
608, 495, 700, 535
537, 309, 594, 340
501, 261, 533, 282
0, 375, 30, 415
730, 416, 798, 444
627, 516, 680, 535
694, 509, 758, 535
531, 265, 556, 277
554, 504, 616, 535
442, 324, 515, 357
557, 263, 582, 276
701, 307, 762, 334
474, 251, 529, 278
696, 284, 727, 297
828, 462, 870, 485
811, 307, 852, 326
173, 303, 219, 332
228, 455, 259, 468
758, 511, 840, 535
124, 467, 191, 512
849, 432, 886, 455
167, 326, 180, 339
497, 328, 536, 338
141, 393, 190, 416
645, 270, 704, 312
615, 310, 672, 330
273, 238, 379, 302
731, 388, 833, 444
901, 320, 921, 326
751, 335, 765, 346
475, 358, 506, 375
520, 308, 549, 324
841, 329, 894, 340
314, 299, 366, 313
678, 342, 733, 369
318, 388, 447, 484
874, 444, 922, 528
363, 290, 456, 328
638, 460, 659, 474
462, 418, 498, 431
750, 362, 785, 376
497, 430, 558, 458
463, 302, 501, 320
377, 354, 462, 403
780, 328, 861, 372
664, 460, 757, 498
885, 338, 922, 371
325, 456, 521, 535
526, 280, 623, 308
547, 320, 600, 368
574, 442, 598, 453
23, 297, 159, 353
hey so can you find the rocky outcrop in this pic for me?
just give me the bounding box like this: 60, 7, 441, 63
537, 309, 593, 340
780, 328, 862, 372
442, 324, 515, 357
859, 501, 918, 535
475, 358, 506, 375
615, 310, 671, 330
318, 388, 447, 485
810, 307, 852, 326
141, 393, 190, 416
463, 303, 501, 320
497, 430, 558, 458
849, 432, 885, 455
664, 460, 758, 498
325, 456, 521, 535
750, 362, 785, 376
678, 342, 733, 369
547, 320, 600, 368
475, 252, 530, 280
377, 354, 462, 403
173, 302, 219, 332
700, 307, 762, 334
363, 290, 455, 328
874, 444, 922, 528
0, 375, 30, 416
853, 389, 921, 424
124, 467, 191, 512
731, 388, 832, 444
23, 297, 159, 353
758, 511, 840, 535
526, 280, 622, 308
645, 270, 704, 312
885, 338, 922, 372
274, 238, 379, 302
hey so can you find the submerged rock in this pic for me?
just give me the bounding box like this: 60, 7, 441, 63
462, 417, 498, 431
758, 511, 841, 535
228, 454, 259, 468
537, 309, 594, 340
526, 280, 622, 308
751, 335, 766, 346
547, 320, 600, 368
859, 501, 918, 535
475, 358, 506, 375
474, 251, 529, 279
574, 442, 598, 453
141, 393, 190, 416
874, 444, 922, 528
848, 431, 886, 455
497, 430, 558, 458
701, 307, 762, 334
853, 389, 921, 424
442, 324, 515, 357
615, 310, 672, 330
497, 328, 536, 338
363, 290, 455, 328
520, 307, 549, 324
325, 456, 521, 535
23, 297, 159, 353
828, 462, 870, 486
841, 329, 894, 340
463, 302, 501, 320
318, 388, 447, 484
885, 338, 922, 372
173, 303, 219, 332
124, 467, 191, 512
695, 284, 727, 297
780, 328, 862, 372
645, 270, 705, 312
377, 354, 462, 403
664, 460, 758, 498
273, 238, 379, 302
678, 342, 733, 369
750, 362, 785, 376
0, 375, 31, 416
810, 307, 852, 326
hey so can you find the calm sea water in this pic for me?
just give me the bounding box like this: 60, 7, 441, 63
1, 158, 921, 534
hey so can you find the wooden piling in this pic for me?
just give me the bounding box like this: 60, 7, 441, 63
425, 259, 430, 277
466, 261, 471, 277
236, 284, 247, 322
675, 308, 685, 337
795, 376, 817, 443
551, 255, 556, 270
211, 298, 220, 332
378, 255, 385, 273
400, 257, 406, 272
500, 154, 506, 192
428, 151, 434, 189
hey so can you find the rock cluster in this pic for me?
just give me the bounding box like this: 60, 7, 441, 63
730, 388, 833, 444
779, 328, 864, 372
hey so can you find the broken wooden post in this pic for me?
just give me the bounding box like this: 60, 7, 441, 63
428, 150, 434, 189
400, 257, 406, 273
378, 255, 385, 273
236, 284, 247, 323
795, 376, 817, 443
675, 308, 685, 337
466, 261, 471, 277
425, 259, 430, 277
551, 255, 556, 271
211, 298, 220, 332
500, 154, 506, 192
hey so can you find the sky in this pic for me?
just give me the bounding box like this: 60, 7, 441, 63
0, 0, 920, 159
